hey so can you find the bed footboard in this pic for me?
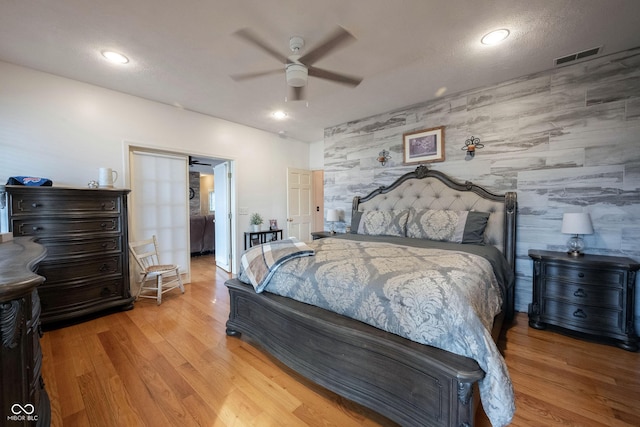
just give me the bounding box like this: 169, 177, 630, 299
225, 278, 485, 427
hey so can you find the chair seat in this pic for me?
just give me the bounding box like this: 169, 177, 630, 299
146, 264, 178, 273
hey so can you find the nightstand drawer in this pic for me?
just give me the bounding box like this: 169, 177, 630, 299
543, 299, 622, 332
545, 264, 624, 286
544, 280, 622, 308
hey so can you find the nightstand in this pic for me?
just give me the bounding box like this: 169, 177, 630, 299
528, 249, 639, 351
310, 231, 342, 240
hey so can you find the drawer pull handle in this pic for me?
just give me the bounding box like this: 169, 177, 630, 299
32, 226, 42, 232
578, 272, 585, 278
99, 264, 110, 272
31, 202, 40, 208
573, 309, 587, 319
573, 289, 587, 298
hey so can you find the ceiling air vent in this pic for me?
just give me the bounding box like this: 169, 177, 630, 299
554, 46, 602, 66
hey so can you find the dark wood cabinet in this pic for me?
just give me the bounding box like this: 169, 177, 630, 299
528, 249, 639, 351
0, 237, 50, 426
6, 186, 135, 327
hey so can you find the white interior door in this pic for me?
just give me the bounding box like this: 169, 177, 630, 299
214, 162, 231, 272
287, 168, 312, 241
129, 150, 190, 283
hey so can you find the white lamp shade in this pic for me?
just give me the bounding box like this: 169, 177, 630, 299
326, 209, 339, 222
561, 213, 594, 235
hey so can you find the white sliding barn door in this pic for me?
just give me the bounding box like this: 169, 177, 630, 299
287, 168, 312, 241
129, 150, 190, 282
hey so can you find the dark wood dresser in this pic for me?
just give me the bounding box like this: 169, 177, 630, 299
6, 186, 135, 327
0, 237, 50, 425
529, 249, 639, 351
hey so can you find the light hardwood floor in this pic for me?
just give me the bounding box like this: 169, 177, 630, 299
41, 255, 640, 426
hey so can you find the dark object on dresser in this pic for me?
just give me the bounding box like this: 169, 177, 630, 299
6, 186, 135, 327
226, 166, 517, 426
0, 237, 50, 426
190, 214, 215, 255
529, 249, 639, 351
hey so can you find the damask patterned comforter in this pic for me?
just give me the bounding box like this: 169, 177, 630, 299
239, 234, 515, 426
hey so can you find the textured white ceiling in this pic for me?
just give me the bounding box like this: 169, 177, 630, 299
1, 0, 639, 142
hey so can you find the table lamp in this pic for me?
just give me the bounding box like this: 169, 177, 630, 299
561, 213, 593, 256
327, 209, 339, 234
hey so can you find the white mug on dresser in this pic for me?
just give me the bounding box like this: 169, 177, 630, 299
98, 168, 118, 188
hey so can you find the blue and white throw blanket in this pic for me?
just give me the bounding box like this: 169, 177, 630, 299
240, 237, 315, 292
239, 235, 515, 426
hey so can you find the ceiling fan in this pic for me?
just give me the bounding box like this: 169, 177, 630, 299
230, 26, 363, 101
189, 156, 212, 167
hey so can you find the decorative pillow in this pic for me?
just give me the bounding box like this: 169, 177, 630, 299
406, 209, 490, 244
357, 210, 409, 236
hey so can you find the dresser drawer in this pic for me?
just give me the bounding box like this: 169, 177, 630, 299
544, 263, 624, 286
38, 255, 122, 283
543, 280, 622, 309
12, 217, 121, 237
10, 193, 122, 215
38, 278, 125, 312
38, 235, 123, 258
542, 299, 622, 333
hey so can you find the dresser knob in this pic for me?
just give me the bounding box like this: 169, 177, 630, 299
32, 226, 42, 232
573, 289, 587, 298
31, 202, 40, 208
573, 309, 587, 319
578, 272, 585, 278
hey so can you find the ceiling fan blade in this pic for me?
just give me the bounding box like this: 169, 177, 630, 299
233, 28, 290, 64
230, 68, 283, 81
298, 26, 356, 66
288, 85, 306, 101
308, 66, 362, 87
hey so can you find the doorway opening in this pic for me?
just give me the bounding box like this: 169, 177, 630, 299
126, 146, 236, 286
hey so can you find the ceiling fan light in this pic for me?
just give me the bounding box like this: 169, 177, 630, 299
481, 29, 510, 45
286, 64, 308, 87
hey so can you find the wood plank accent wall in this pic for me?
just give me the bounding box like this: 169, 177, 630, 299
323, 48, 640, 325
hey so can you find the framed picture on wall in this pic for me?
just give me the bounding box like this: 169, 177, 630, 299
403, 126, 445, 164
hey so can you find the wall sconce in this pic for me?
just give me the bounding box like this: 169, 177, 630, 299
377, 149, 391, 166
461, 136, 484, 160
561, 212, 594, 256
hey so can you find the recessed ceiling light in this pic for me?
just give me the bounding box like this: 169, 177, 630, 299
101, 50, 129, 64
481, 29, 510, 45
272, 110, 288, 120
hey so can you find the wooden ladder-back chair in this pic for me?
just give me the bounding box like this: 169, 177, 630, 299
129, 235, 184, 305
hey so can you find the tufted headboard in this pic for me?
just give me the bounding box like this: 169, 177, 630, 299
352, 165, 517, 271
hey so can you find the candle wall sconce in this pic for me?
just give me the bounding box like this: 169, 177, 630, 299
461, 136, 484, 159
377, 149, 391, 166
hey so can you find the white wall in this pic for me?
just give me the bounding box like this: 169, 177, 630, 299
0, 61, 310, 268
309, 140, 325, 170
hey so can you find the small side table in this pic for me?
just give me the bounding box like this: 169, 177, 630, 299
311, 231, 343, 240
244, 229, 283, 250
528, 249, 639, 351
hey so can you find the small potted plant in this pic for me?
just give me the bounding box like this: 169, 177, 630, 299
249, 212, 263, 232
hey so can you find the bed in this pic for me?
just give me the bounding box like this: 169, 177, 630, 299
225, 165, 517, 426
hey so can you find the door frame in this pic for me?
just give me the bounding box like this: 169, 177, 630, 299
123, 142, 237, 275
